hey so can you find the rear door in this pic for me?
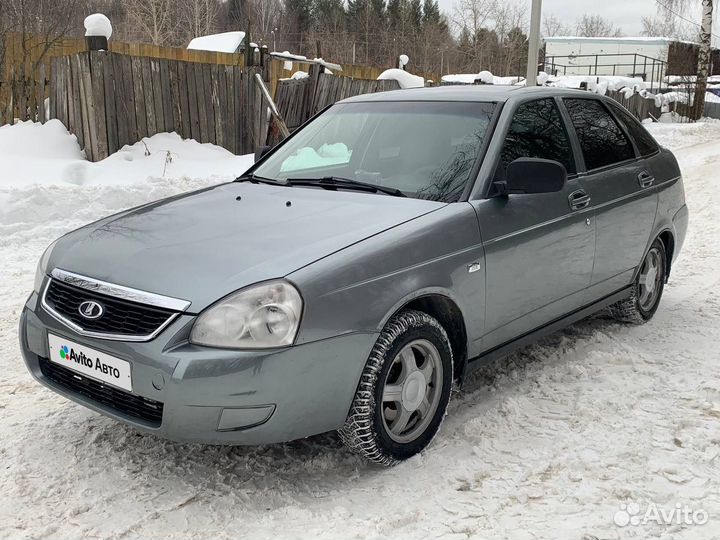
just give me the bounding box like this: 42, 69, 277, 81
471, 97, 596, 351
562, 98, 658, 297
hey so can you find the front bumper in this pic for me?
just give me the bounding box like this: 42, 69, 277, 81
20, 291, 377, 445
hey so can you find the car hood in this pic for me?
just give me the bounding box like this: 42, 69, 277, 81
48, 182, 444, 311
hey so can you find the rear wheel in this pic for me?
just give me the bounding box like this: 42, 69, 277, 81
339, 310, 453, 466
609, 239, 667, 324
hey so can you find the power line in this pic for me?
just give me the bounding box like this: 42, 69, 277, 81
654, 0, 720, 41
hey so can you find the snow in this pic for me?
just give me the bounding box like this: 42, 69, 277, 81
0, 120, 253, 188
279, 143, 351, 171
442, 73, 523, 85
290, 71, 309, 80
2, 119, 720, 539
83, 13, 112, 39
187, 31, 246, 54
377, 68, 425, 89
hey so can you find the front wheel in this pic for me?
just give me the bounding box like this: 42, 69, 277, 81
609, 238, 667, 324
338, 310, 453, 466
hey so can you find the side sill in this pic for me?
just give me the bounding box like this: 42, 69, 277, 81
466, 286, 632, 372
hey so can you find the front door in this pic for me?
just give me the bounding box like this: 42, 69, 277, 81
562, 98, 659, 297
471, 97, 596, 352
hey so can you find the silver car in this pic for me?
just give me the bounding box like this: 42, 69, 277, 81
20, 86, 688, 465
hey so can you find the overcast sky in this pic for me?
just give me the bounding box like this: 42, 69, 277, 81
436, 0, 666, 36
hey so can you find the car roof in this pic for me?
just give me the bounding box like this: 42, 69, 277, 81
339, 85, 596, 104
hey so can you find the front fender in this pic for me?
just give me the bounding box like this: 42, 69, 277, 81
288, 203, 486, 357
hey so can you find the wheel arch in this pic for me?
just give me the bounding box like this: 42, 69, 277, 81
381, 290, 469, 383
657, 229, 675, 281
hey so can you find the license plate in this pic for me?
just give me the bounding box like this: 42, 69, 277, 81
48, 333, 132, 392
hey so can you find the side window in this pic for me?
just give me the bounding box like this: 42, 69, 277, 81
564, 98, 635, 170
607, 102, 660, 157
498, 98, 575, 177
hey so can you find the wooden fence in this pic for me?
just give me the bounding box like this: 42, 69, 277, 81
605, 90, 662, 121
275, 73, 400, 132
1, 31, 438, 127
0, 32, 251, 126
50, 51, 267, 160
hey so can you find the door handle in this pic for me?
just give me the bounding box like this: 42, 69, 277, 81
638, 171, 655, 188
568, 189, 591, 211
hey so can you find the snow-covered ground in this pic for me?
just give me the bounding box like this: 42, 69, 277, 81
1, 120, 719, 539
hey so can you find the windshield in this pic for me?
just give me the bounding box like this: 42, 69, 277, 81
252, 101, 496, 202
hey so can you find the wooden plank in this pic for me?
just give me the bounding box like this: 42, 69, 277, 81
239, 67, 249, 154
194, 62, 209, 142
112, 54, 129, 148
102, 53, 119, 154
225, 66, 235, 153
54, 59, 64, 125
186, 62, 200, 140
212, 64, 225, 149
38, 62, 46, 123
203, 63, 215, 144
118, 54, 137, 144
178, 61, 192, 139
70, 54, 88, 155
150, 58, 164, 133
131, 57, 147, 139
168, 60, 183, 135
79, 53, 97, 161
49, 59, 58, 120
90, 51, 109, 160
141, 57, 156, 135
160, 60, 174, 133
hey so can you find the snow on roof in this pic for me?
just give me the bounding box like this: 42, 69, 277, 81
187, 31, 246, 53
544, 36, 698, 46
377, 68, 425, 89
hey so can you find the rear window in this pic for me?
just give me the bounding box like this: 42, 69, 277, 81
607, 102, 660, 157
564, 98, 635, 170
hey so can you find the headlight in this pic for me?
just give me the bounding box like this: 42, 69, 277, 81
34, 239, 58, 293
190, 281, 303, 349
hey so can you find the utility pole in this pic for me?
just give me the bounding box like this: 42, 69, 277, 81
526, 0, 542, 86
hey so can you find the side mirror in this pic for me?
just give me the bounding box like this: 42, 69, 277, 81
501, 158, 567, 195
254, 145, 272, 162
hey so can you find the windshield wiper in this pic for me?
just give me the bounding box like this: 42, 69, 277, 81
284, 176, 406, 197
235, 173, 286, 186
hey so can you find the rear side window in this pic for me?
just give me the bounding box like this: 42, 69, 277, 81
498, 98, 576, 175
607, 102, 660, 156
564, 98, 635, 170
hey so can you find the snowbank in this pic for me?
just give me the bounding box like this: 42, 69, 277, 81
0, 120, 253, 188
187, 31, 246, 53
377, 68, 425, 89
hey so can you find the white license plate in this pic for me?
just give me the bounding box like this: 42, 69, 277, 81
48, 333, 132, 392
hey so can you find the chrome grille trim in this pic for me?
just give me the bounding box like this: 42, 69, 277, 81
41, 269, 191, 342
50, 268, 191, 311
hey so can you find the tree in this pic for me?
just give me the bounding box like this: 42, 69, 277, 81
180, 0, 221, 42
543, 14, 571, 37
125, 0, 177, 45
575, 14, 623, 37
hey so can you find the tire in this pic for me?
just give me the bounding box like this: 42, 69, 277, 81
338, 309, 453, 466
608, 238, 667, 324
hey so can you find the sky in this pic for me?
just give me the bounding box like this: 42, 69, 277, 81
436, 0, 665, 36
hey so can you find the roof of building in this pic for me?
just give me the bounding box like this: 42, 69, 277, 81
544, 36, 697, 46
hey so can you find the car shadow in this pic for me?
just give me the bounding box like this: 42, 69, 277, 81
48, 311, 623, 497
